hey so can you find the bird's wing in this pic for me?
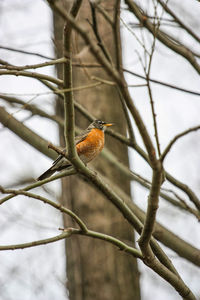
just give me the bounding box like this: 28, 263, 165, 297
52, 150, 67, 167
75, 128, 90, 145
50, 128, 90, 170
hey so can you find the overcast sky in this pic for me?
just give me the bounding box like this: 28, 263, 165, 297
0, 1, 200, 299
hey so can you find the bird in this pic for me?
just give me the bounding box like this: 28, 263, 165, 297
37, 120, 113, 181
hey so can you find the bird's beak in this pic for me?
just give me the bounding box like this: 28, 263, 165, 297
104, 123, 113, 127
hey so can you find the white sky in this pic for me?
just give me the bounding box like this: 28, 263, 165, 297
0, 1, 200, 299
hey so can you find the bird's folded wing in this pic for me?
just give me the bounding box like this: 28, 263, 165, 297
75, 128, 90, 145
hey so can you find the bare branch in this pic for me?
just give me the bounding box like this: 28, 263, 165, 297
123, 68, 200, 96
1, 104, 198, 219
0, 94, 64, 125
0, 187, 87, 232
113, 4, 136, 142
0, 110, 198, 267
125, 0, 200, 75
0, 45, 54, 59
60, 228, 143, 258
0, 106, 56, 160
0, 168, 76, 206
0, 231, 72, 251
157, 0, 200, 44
94, 3, 113, 26
47, 0, 158, 167
0, 222, 142, 259
0, 57, 66, 70
126, 10, 164, 255
0, 97, 196, 219
71, 64, 200, 96
0, 69, 63, 86
89, 2, 113, 64
162, 127, 200, 211
145, 16, 161, 157
63, 0, 82, 160
74, 171, 196, 299
138, 163, 162, 253
161, 125, 200, 162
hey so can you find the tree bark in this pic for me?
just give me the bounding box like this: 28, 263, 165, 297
53, 1, 141, 299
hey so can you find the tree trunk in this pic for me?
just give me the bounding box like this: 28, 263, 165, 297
53, 1, 141, 299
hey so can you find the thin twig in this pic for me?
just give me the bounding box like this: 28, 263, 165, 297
0, 57, 66, 70
0, 94, 64, 127
94, 4, 113, 26
120, 17, 151, 57
116, 87, 135, 142
125, 0, 200, 75
71, 63, 200, 96
113, 3, 136, 142
145, 1, 164, 157
0, 168, 76, 206
91, 76, 116, 85
113, 0, 121, 70
0, 222, 142, 258
161, 126, 200, 162
119, 68, 200, 96
0, 187, 87, 232
89, 0, 130, 149
0, 45, 54, 59
63, 0, 83, 160
157, 0, 200, 44
0, 231, 72, 251
0, 69, 63, 86
48, 142, 68, 158
89, 2, 113, 64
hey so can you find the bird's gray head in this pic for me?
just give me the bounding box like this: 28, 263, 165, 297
89, 120, 113, 131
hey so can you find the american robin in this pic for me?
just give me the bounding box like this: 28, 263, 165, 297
37, 120, 112, 181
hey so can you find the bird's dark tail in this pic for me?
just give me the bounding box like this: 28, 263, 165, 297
37, 168, 56, 181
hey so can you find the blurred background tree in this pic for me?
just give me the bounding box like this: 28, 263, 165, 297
0, 1, 200, 299
53, 1, 140, 299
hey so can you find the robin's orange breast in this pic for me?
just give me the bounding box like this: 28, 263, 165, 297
76, 128, 105, 164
